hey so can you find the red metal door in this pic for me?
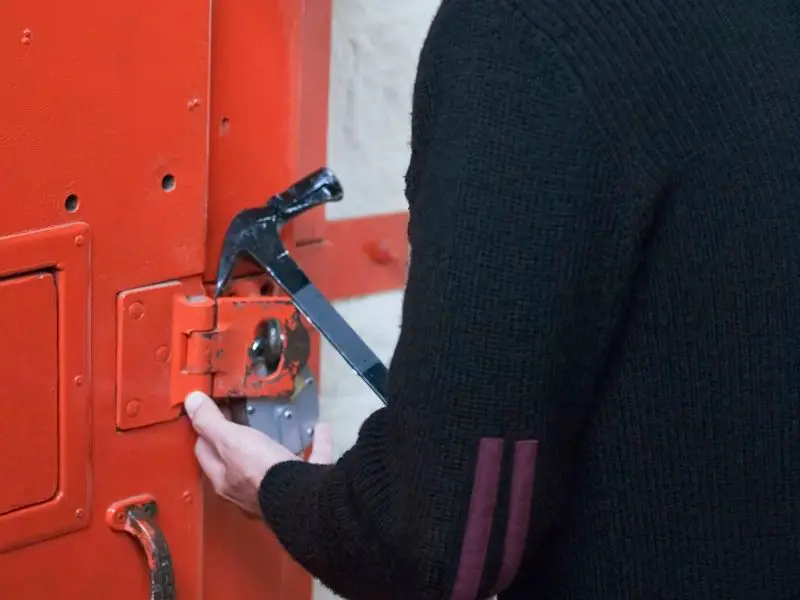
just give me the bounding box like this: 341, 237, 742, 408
0, 1, 406, 598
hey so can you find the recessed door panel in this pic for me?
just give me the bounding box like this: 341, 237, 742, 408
0, 272, 58, 516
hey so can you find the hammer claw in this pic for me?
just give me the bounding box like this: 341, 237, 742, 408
270, 166, 344, 220
214, 168, 340, 298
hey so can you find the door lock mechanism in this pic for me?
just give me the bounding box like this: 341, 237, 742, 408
168, 283, 319, 455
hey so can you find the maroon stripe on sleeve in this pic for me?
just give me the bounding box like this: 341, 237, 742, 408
492, 440, 539, 595
448, 438, 504, 600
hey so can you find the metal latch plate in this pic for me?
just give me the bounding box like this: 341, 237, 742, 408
169, 293, 310, 406
116, 276, 317, 455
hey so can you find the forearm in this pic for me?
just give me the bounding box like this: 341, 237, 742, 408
259, 411, 403, 600
260, 398, 539, 600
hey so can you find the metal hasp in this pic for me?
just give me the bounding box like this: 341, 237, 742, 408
169, 290, 319, 455
107, 496, 175, 600
215, 167, 390, 406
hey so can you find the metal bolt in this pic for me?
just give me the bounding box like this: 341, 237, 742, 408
246, 404, 256, 415
182, 491, 193, 504
250, 319, 283, 375
74, 375, 84, 386
74, 235, 85, 247
127, 302, 145, 320
75, 508, 85, 519
126, 400, 141, 417
21, 29, 31, 45
187, 98, 201, 110
306, 427, 314, 437
283, 409, 293, 421
365, 240, 395, 264
155, 345, 170, 362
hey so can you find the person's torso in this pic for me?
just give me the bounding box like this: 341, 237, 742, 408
507, 0, 800, 597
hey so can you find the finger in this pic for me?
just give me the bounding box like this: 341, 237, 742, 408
184, 391, 232, 444
195, 437, 226, 491
308, 422, 334, 464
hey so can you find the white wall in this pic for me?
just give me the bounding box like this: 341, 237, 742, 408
315, 2, 440, 599
325, 1, 439, 221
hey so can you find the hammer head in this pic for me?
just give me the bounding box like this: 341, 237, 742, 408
268, 166, 343, 223
214, 167, 343, 297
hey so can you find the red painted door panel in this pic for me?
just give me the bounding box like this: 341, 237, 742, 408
0, 0, 213, 596
0, 1, 407, 598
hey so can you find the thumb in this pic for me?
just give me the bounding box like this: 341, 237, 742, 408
184, 391, 229, 442
308, 422, 334, 464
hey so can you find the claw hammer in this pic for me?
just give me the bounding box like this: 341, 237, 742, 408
214, 167, 390, 405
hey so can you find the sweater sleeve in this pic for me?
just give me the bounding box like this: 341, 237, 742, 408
259, 1, 629, 599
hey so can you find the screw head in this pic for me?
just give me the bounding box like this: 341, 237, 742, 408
126, 400, 142, 417
365, 240, 395, 264
283, 409, 293, 420
127, 302, 145, 320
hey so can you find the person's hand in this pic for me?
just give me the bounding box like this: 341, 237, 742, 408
184, 391, 333, 517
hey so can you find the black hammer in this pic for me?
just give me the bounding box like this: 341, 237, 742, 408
213, 167, 389, 405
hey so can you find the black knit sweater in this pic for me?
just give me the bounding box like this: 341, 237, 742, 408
260, 0, 800, 598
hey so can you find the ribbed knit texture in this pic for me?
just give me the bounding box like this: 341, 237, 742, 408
260, 1, 800, 598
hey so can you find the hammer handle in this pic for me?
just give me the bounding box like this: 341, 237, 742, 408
266, 252, 389, 405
